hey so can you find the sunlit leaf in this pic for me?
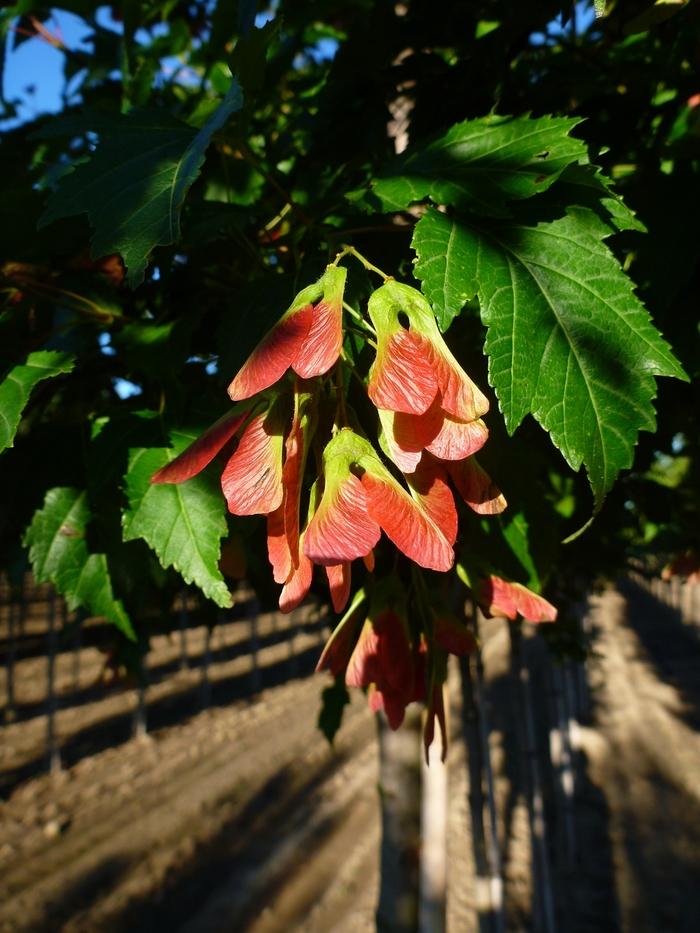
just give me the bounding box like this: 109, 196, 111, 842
122, 430, 232, 607
372, 114, 588, 217
23, 487, 135, 639
0, 351, 75, 453
413, 207, 686, 504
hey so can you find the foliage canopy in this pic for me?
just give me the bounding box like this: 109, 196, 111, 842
1, 1, 698, 695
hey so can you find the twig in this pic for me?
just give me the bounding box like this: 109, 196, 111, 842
237, 142, 313, 226
509, 621, 556, 933
334, 363, 349, 427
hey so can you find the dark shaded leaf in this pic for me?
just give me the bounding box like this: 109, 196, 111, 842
39, 80, 244, 287
317, 676, 350, 745
372, 114, 588, 216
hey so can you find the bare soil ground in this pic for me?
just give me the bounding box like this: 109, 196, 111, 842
576, 580, 700, 933
0, 579, 699, 932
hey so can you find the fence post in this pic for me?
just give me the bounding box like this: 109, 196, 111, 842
132, 643, 148, 740
46, 591, 62, 774
287, 609, 298, 679
178, 591, 189, 670
573, 599, 591, 724
680, 582, 693, 625
249, 597, 262, 694
216, 607, 229, 657
5, 600, 17, 723
670, 576, 682, 611
459, 652, 491, 933
201, 618, 212, 709
72, 613, 82, 692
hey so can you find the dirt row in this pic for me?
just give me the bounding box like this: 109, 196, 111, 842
0, 593, 326, 795
1, 580, 699, 931
0, 669, 377, 932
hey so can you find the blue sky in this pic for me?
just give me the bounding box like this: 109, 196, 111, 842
1, 5, 198, 127
1, 5, 286, 127
1, 10, 94, 125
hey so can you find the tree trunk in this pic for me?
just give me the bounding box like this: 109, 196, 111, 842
419, 720, 447, 933
376, 705, 422, 932
472, 610, 505, 933
460, 618, 505, 933
509, 622, 555, 933
548, 663, 576, 872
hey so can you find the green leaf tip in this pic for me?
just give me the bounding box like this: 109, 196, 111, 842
0, 351, 76, 454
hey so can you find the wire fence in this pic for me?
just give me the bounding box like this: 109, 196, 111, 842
0, 574, 330, 796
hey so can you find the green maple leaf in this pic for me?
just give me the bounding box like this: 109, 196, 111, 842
410, 211, 477, 331
371, 114, 588, 216
413, 207, 687, 505
39, 79, 243, 287
0, 351, 75, 454
500, 512, 540, 590
122, 431, 232, 607
534, 162, 646, 234
23, 487, 135, 639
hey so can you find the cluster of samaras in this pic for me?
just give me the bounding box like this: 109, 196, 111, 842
152, 262, 555, 745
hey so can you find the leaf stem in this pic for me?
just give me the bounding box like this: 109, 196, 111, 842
331, 245, 392, 281
333, 224, 411, 238
411, 565, 433, 617
236, 142, 312, 226
343, 301, 377, 336
1, 273, 118, 324
263, 202, 292, 233
341, 351, 372, 391
334, 363, 349, 428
